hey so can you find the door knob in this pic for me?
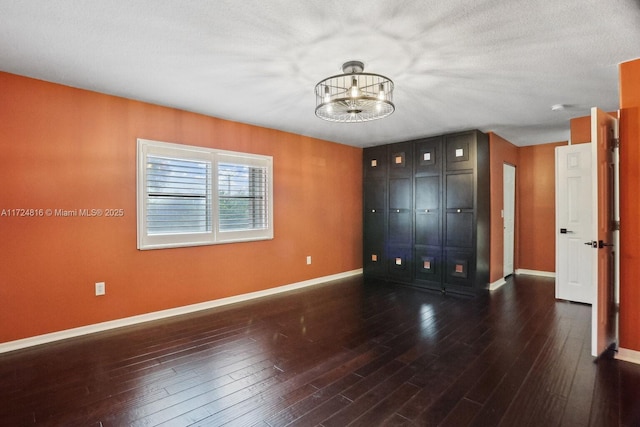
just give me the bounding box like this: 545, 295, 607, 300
584, 241, 597, 248
560, 228, 573, 234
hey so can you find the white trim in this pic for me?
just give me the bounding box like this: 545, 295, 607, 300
515, 269, 556, 278
489, 278, 507, 291
0, 269, 362, 354
616, 347, 640, 365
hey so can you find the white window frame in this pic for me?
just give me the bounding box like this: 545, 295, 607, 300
137, 138, 273, 250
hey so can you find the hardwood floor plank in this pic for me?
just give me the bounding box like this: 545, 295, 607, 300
321, 364, 418, 427
495, 303, 590, 426
618, 361, 640, 427
346, 382, 421, 427
589, 355, 620, 427
0, 275, 638, 426
438, 397, 482, 427
264, 373, 361, 426
560, 339, 597, 427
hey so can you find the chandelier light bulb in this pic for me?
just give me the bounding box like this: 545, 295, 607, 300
323, 86, 331, 103
350, 77, 359, 98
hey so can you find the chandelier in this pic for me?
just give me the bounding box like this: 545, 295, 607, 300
315, 61, 395, 123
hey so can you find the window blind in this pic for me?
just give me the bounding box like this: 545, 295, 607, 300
218, 162, 268, 231
146, 155, 212, 234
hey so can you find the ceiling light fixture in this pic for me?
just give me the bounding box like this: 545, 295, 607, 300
315, 61, 395, 123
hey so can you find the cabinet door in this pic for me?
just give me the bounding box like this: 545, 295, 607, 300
444, 249, 475, 289
415, 175, 441, 246
364, 210, 385, 246
389, 141, 413, 178
445, 132, 476, 171
388, 246, 412, 281
364, 177, 386, 210
363, 167, 387, 278
364, 146, 387, 179
364, 177, 386, 244
445, 212, 474, 248
445, 172, 474, 249
445, 172, 473, 210
415, 247, 442, 288
415, 137, 442, 175
389, 177, 412, 245
364, 247, 386, 277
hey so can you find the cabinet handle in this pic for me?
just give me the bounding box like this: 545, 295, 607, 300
397, 209, 400, 213
371, 209, 376, 213
425, 209, 429, 213
457, 209, 461, 213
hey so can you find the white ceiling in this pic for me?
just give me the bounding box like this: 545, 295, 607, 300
1, 1, 639, 147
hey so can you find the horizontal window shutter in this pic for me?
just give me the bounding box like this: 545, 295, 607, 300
146, 155, 212, 234
218, 162, 268, 231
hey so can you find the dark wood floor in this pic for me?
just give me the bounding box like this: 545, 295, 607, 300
1, 274, 640, 426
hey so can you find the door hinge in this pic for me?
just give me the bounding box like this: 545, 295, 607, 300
613, 220, 620, 231
612, 137, 620, 149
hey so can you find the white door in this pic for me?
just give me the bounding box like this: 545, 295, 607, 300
503, 164, 515, 277
555, 143, 593, 304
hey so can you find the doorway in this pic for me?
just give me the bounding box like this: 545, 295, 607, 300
503, 163, 516, 278
555, 143, 593, 304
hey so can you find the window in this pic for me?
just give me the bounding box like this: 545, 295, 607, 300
137, 139, 273, 250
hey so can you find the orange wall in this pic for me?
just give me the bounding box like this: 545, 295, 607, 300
570, 116, 592, 144
517, 142, 566, 273
619, 58, 640, 351
488, 133, 520, 283
0, 72, 363, 343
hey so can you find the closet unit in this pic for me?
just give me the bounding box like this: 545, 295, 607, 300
363, 130, 490, 295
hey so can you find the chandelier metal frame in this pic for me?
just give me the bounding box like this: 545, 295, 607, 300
315, 61, 395, 123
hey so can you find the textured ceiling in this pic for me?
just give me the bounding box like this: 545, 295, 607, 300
1, 0, 639, 147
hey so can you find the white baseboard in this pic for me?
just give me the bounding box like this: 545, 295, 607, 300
489, 278, 506, 291
616, 347, 640, 365
0, 269, 363, 354
515, 269, 556, 278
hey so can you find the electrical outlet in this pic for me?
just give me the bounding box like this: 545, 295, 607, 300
95, 282, 106, 296
306, 256, 312, 265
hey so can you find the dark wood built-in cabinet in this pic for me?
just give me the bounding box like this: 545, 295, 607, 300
363, 130, 490, 295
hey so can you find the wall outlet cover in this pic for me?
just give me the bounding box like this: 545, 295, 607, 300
95, 282, 106, 296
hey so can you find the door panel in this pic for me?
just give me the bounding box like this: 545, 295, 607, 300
592, 107, 617, 357
364, 178, 386, 211
415, 176, 440, 209
389, 142, 413, 177
444, 249, 474, 288
446, 173, 473, 209
415, 137, 442, 175
364, 146, 387, 179
415, 175, 441, 246
389, 178, 411, 209
445, 212, 474, 248
389, 177, 411, 245
445, 132, 475, 171
364, 247, 386, 277
389, 212, 411, 244
555, 144, 593, 304
415, 213, 440, 246
364, 211, 385, 245
388, 246, 411, 281
415, 247, 442, 286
